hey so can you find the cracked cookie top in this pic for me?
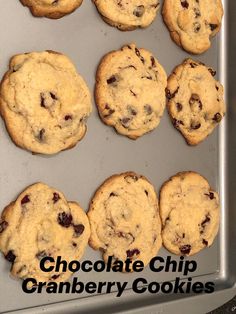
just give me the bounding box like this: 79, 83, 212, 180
160, 171, 220, 256
0, 183, 90, 283
162, 0, 224, 54
95, 44, 167, 139
20, 0, 83, 19
0, 51, 92, 154
166, 58, 226, 145
93, 0, 160, 31
88, 172, 162, 270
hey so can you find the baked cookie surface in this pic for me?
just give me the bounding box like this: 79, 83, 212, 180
0, 51, 92, 155
20, 0, 83, 19
160, 172, 220, 256
166, 59, 226, 145
0, 183, 90, 283
162, 0, 224, 54
93, 0, 160, 31
95, 44, 167, 139
88, 172, 162, 270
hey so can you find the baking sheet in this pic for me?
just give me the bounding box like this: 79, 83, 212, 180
0, 0, 234, 313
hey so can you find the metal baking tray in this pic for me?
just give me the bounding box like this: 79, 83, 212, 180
0, 0, 235, 313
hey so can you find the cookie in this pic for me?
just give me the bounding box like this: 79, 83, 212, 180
0, 183, 90, 283
93, 0, 160, 31
88, 172, 162, 270
95, 44, 167, 139
162, 0, 224, 54
0, 51, 92, 154
20, 0, 83, 19
160, 171, 220, 256
166, 59, 226, 145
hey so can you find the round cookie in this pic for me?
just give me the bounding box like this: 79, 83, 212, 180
0, 51, 92, 155
95, 44, 167, 139
160, 172, 220, 256
162, 0, 224, 54
93, 0, 160, 31
0, 183, 90, 284
20, 0, 83, 19
88, 172, 162, 270
166, 59, 226, 145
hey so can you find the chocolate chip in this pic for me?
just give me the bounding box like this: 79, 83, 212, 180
215, 85, 219, 91
51, 274, 60, 280
126, 249, 140, 258
189, 93, 200, 105
73, 224, 85, 236
133, 5, 145, 17
107, 75, 117, 85
72, 242, 77, 247
151, 56, 156, 67
208, 68, 216, 76
21, 195, 30, 205
173, 118, 184, 128
176, 103, 183, 112
40, 92, 57, 108
104, 104, 115, 118
213, 113, 222, 123
36, 251, 47, 260
203, 239, 208, 246
50, 92, 57, 100
190, 62, 198, 68
124, 174, 139, 182
109, 192, 117, 197
180, 244, 191, 255
65, 115, 72, 121
194, 8, 201, 18
145, 190, 149, 196
120, 117, 131, 128
209, 23, 218, 31
193, 22, 201, 32
58, 212, 73, 228
52, 192, 60, 203
135, 48, 145, 63
191, 121, 201, 130
144, 104, 153, 115
5, 250, 16, 263
0, 221, 8, 233
166, 87, 179, 99
181, 0, 189, 9
38, 128, 46, 142
205, 192, 215, 200
127, 106, 137, 116
201, 215, 211, 228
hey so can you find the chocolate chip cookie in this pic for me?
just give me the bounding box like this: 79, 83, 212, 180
93, 0, 160, 31
20, 0, 83, 19
160, 171, 220, 256
0, 183, 90, 283
88, 172, 162, 270
95, 44, 167, 139
162, 0, 224, 54
166, 59, 226, 145
0, 51, 92, 154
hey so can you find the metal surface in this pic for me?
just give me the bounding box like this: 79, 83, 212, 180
0, 0, 235, 313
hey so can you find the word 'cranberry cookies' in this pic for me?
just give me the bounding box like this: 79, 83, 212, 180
0, 183, 90, 283
95, 44, 167, 139
160, 171, 220, 256
88, 172, 162, 271
0, 51, 92, 154
162, 0, 224, 54
166, 59, 226, 145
